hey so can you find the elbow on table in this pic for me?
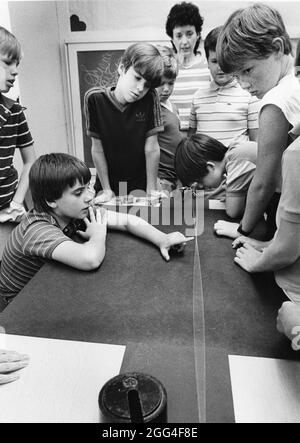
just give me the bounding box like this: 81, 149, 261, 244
81, 250, 105, 271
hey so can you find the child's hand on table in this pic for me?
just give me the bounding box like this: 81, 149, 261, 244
0, 201, 26, 223
234, 243, 262, 272
93, 190, 115, 205
214, 220, 240, 239
159, 232, 194, 261
232, 236, 269, 251
0, 350, 29, 384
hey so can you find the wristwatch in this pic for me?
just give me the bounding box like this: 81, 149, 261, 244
237, 223, 252, 237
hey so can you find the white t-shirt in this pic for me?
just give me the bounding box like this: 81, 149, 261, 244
259, 73, 300, 136
258, 71, 300, 192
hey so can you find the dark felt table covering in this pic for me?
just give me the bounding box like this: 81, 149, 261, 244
1, 206, 299, 422
200, 210, 300, 423
0, 208, 199, 422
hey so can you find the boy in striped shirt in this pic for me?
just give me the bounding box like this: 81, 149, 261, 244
0, 26, 35, 223
0, 153, 190, 310
188, 26, 259, 146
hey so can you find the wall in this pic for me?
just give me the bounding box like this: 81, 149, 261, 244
68, 0, 300, 38
8, 1, 69, 156
6, 0, 300, 161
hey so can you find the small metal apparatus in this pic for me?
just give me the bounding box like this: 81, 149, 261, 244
98, 372, 167, 423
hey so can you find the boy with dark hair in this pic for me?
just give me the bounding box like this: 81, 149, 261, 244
175, 133, 257, 218
156, 46, 182, 192
0, 153, 190, 309
214, 3, 300, 240
189, 26, 259, 146
84, 42, 164, 204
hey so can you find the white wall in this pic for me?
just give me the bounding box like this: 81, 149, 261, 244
6, 0, 300, 161
8, 1, 70, 156
68, 0, 300, 38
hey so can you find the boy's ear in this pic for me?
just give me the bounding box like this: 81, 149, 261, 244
272, 37, 284, 55
46, 200, 57, 209
206, 161, 216, 171
118, 63, 125, 75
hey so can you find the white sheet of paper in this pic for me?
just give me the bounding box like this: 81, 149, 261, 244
208, 200, 226, 210
0, 334, 125, 423
229, 355, 300, 423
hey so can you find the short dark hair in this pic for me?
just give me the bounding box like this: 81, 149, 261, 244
0, 26, 22, 63
30, 153, 91, 212
204, 26, 222, 60
175, 133, 227, 186
165, 2, 204, 54
121, 43, 164, 88
156, 45, 178, 80
216, 3, 292, 74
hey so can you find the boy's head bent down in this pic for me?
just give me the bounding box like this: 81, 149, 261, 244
175, 134, 227, 189
29, 153, 92, 222
115, 43, 164, 105
216, 3, 292, 99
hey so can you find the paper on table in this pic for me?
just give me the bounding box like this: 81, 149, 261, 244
0, 333, 125, 423
208, 200, 226, 210
103, 195, 161, 207
229, 355, 300, 423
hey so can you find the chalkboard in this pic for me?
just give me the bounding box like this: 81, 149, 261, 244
77, 49, 124, 166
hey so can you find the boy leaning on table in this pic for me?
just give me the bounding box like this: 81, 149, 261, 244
0, 153, 191, 311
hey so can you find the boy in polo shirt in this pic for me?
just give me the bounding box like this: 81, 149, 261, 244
188, 26, 259, 146
0, 153, 191, 310
0, 26, 35, 222
85, 43, 164, 204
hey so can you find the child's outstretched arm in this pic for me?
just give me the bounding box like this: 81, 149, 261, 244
12, 145, 36, 206
144, 134, 160, 194
52, 207, 107, 270
106, 209, 193, 261
91, 137, 114, 204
